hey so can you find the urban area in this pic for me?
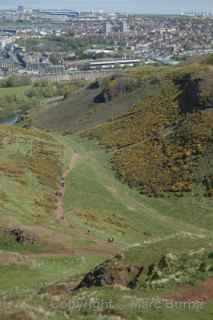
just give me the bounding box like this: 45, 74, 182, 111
0, 6, 213, 78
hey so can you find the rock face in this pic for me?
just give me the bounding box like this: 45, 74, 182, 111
175, 74, 201, 113
74, 259, 144, 290
73, 249, 212, 292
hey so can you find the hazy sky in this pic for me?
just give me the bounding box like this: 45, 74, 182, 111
1, 0, 213, 14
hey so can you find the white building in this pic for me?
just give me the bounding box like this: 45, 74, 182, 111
104, 22, 112, 35
121, 21, 129, 33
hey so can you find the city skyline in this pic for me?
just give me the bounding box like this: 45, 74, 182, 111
1, 0, 213, 14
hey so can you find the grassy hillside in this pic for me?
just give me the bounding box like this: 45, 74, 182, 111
0, 126, 212, 319
1, 61, 213, 319
0, 125, 64, 247
32, 73, 161, 132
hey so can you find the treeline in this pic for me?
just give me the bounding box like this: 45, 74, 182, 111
25, 81, 65, 99
16, 36, 90, 56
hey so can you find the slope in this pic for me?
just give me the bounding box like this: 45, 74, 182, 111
32, 74, 161, 133
85, 67, 213, 198
0, 127, 212, 319
1, 61, 213, 319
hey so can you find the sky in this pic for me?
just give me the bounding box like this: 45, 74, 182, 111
1, 0, 213, 14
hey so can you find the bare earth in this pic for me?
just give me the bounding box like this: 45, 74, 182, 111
55, 153, 81, 223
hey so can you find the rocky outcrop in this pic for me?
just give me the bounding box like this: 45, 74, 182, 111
73, 249, 212, 292
74, 256, 144, 291
87, 80, 100, 90
94, 89, 112, 103
175, 74, 201, 113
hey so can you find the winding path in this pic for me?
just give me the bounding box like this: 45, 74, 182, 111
55, 153, 81, 223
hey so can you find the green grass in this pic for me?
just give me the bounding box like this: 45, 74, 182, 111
63, 136, 212, 248
0, 129, 212, 320
0, 255, 104, 294
0, 86, 30, 98
0, 234, 42, 253
1, 285, 212, 320
0, 128, 212, 257
143, 195, 213, 232
1, 62, 213, 320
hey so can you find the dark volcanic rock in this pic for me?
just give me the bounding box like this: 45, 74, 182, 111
87, 80, 100, 90
74, 258, 144, 290
175, 74, 202, 113
94, 90, 107, 103
94, 89, 112, 103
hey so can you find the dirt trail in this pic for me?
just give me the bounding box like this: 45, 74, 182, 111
56, 153, 81, 223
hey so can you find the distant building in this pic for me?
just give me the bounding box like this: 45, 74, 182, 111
121, 21, 129, 33
0, 27, 17, 36
39, 9, 80, 19
0, 58, 17, 74
104, 22, 112, 35
27, 63, 65, 75
81, 59, 141, 70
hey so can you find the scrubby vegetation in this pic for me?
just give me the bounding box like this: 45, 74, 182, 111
25, 80, 84, 99
86, 64, 213, 197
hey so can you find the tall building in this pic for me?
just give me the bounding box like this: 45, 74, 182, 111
104, 22, 112, 35
121, 21, 129, 33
